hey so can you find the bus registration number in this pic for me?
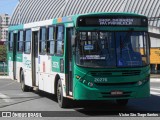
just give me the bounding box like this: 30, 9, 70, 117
94, 78, 108, 83
111, 91, 123, 95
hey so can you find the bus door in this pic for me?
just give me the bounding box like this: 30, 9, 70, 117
13, 32, 18, 80
66, 28, 75, 96
31, 30, 39, 86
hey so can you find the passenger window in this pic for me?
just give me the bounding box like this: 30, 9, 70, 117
47, 26, 55, 54
17, 31, 24, 52
9, 32, 13, 51
55, 26, 64, 55
39, 27, 46, 54
24, 29, 31, 53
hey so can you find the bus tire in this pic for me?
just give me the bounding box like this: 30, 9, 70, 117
20, 70, 29, 92
116, 99, 128, 106
57, 79, 68, 108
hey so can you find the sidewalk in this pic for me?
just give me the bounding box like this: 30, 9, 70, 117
0, 76, 11, 79
150, 74, 160, 78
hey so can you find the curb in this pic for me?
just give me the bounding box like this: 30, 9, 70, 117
0, 76, 11, 79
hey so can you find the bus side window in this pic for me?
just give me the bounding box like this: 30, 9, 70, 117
55, 25, 64, 55
17, 31, 24, 52
39, 27, 47, 54
24, 29, 31, 54
47, 26, 55, 54
9, 32, 13, 51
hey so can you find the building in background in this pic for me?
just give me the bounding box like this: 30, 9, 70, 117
0, 14, 10, 42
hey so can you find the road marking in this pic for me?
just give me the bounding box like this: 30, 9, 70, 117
151, 88, 160, 91
0, 93, 13, 103
150, 87, 160, 95
150, 91, 160, 95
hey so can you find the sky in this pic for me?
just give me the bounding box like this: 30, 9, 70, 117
0, 0, 19, 16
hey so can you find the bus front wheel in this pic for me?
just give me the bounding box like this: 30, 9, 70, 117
116, 99, 128, 106
20, 71, 29, 92
57, 79, 68, 108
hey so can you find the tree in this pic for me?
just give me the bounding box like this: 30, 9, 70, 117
0, 45, 7, 62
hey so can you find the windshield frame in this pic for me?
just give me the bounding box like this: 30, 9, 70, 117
75, 30, 150, 68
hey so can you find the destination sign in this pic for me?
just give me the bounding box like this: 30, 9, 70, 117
77, 16, 148, 27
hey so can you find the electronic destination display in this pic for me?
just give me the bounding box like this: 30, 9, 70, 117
77, 16, 148, 27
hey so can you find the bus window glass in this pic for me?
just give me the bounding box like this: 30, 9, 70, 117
116, 32, 149, 67
56, 26, 64, 55
132, 32, 149, 65
80, 32, 87, 40
18, 31, 23, 52
76, 31, 116, 67
40, 27, 46, 54
47, 27, 55, 54
24, 30, 31, 53
9, 32, 13, 51
76, 31, 149, 68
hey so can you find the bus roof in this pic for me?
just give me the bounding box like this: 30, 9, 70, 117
9, 12, 147, 31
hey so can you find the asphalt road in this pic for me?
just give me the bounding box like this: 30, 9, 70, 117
0, 77, 160, 118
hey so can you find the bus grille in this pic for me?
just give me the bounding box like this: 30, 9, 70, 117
90, 70, 141, 77
95, 82, 137, 86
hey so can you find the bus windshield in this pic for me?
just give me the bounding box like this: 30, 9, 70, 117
76, 31, 150, 68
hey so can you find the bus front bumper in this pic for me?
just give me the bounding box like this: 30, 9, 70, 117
73, 81, 150, 100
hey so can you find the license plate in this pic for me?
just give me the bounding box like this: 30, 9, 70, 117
111, 91, 123, 95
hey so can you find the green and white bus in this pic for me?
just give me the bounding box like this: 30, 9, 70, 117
8, 12, 150, 108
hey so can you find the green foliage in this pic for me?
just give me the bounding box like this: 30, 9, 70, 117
0, 45, 7, 62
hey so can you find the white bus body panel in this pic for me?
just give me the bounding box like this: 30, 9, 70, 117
38, 55, 52, 93
24, 20, 53, 29
23, 54, 32, 87
20, 19, 67, 97
8, 57, 13, 79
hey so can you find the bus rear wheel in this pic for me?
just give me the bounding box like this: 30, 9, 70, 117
20, 71, 29, 92
57, 79, 68, 108
116, 99, 128, 106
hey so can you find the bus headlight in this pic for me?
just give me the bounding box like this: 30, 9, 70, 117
137, 76, 150, 86
76, 75, 81, 79
76, 75, 94, 87
88, 82, 94, 87
83, 80, 87, 84
137, 81, 143, 86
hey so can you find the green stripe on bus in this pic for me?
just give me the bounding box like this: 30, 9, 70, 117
16, 53, 23, 62
9, 25, 24, 31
